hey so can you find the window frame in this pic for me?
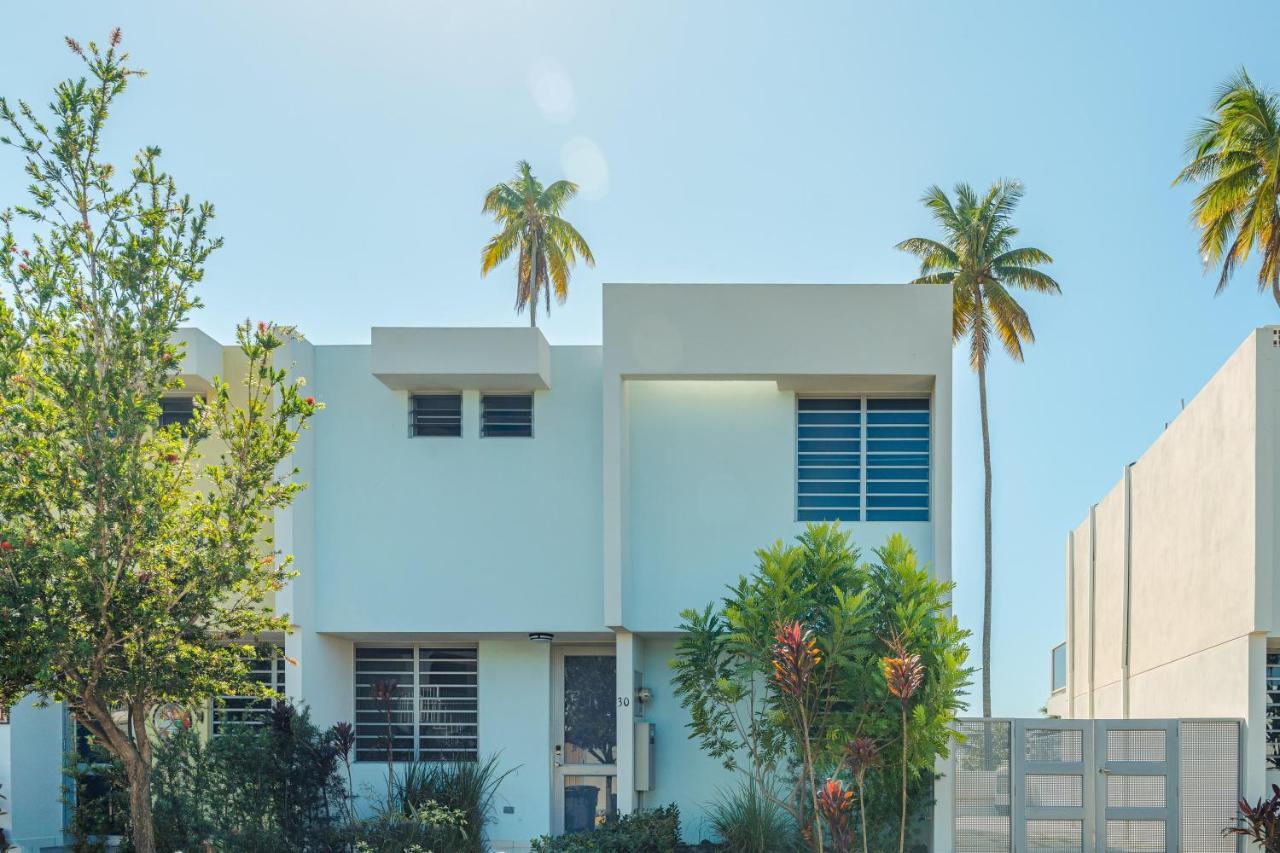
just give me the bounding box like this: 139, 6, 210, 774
408, 392, 463, 438
794, 394, 932, 524
480, 392, 535, 439
353, 643, 479, 764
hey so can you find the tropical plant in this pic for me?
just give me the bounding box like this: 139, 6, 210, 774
480, 160, 595, 326
815, 778, 856, 852
1175, 69, 1280, 305
1225, 783, 1280, 851
706, 783, 800, 853
842, 736, 879, 853
391, 754, 515, 853
881, 634, 923, 853
896, 180, 1059, 717
0, 32, 318, 853
671, 524, 971, 853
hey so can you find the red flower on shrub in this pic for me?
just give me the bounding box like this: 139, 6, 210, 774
816, 777, 855, 850
882, 633, 923, 703
0, 541, 12, 552
771, 620, 821, 699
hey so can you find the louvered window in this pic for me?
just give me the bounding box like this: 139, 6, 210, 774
410, 394, 462, 437
211, 646, 286, 735
864, 398, 930, 521
481, 393, 533, 437
355, 646, 478, 762
797, 397, 862, 521
796, 396, 930, 523
159, 395, 196, 428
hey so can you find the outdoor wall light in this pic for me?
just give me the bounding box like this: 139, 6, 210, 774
636, 686, 653, 704
528, 632, 554, 643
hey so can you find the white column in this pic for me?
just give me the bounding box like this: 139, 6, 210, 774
614, 630, 645, 814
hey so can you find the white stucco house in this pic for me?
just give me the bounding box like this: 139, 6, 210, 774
1046, 325, 1280, 803
5, 282, 953, 850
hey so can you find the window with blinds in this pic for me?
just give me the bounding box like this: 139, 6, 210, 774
481, 393, 533, 437
211, 646, 286, 736
796, 396, 930, 523
354, 646, 478, 763
409, 394, 463, 437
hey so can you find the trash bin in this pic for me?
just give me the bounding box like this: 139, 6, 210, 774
564, 784, 600, 834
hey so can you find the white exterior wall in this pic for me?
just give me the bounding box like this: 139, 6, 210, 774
1053, 328, 1279, 800
5, 283, 953, 849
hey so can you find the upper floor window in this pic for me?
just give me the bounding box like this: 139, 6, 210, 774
159, 395, 196, 428
864, 397, 930, 522
211, 645, 286, 737
410, 393, 462, 437
481, 393, 533, 438
796, 396, 930, 523
797, 397, 862, 522
354, 645, 478, 763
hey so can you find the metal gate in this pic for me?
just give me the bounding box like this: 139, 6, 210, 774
952, 718, 1240, 853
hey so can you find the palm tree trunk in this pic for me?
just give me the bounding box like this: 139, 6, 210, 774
529, 292, 537, 327
978, 359, 994, 719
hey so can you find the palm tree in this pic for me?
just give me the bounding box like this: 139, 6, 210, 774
896, 180, 1060, 717
1174, 69, 1280, 305
481, 160, 595, 326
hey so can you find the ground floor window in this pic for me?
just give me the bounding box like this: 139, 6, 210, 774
1268, 650, 1280, 768
211, 645, 287, 736
354, 645, 478, 762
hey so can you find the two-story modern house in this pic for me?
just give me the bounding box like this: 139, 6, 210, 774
1046, 326, 1280, 804
6, 283, 954, 850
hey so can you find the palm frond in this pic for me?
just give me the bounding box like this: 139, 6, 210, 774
993, 264, 1061, 294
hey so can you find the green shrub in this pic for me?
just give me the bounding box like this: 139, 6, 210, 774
387, 754, 513, 852
147, 702, 348, 852
705, 785, 800, 853
351, 798, 469, 852
531, 803, 682, 852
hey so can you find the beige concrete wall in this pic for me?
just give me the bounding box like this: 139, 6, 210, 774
1055, 329, 1271, 794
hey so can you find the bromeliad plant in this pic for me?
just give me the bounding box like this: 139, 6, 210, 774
671, 525, 971, 853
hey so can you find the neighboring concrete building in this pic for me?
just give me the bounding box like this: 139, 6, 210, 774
6, 283, 953, 851
1046, 326, 1280, 802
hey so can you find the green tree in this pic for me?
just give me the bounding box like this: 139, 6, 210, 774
0, 33, 317, 853
671, 524, 971, 852
1174, 69, 1280, 305
896, 180, 1059, 718
480, 160, 595, 326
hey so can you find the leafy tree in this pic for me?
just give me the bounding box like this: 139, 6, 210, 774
480, 160, 595, 326
0, 32, 317, 853
671, 524, 971, 852
1174, 69, 1280, 305
896, 181, 1059, 718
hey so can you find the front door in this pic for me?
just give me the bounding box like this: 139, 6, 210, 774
551, 646, 618, 835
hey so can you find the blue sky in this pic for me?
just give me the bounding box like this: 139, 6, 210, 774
5, 1, 1279, 717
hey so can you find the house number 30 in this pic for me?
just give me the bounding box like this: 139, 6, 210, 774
617, 696, 630, 707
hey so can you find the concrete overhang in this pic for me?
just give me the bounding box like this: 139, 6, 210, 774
775, 374, 936, 393
174, 326, 223, 394
370, 326, 551, 391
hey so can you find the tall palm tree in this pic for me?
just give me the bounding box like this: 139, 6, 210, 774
896, 180, 1060, 717
1174, 69, 1280, 305
481, 160, 595, 326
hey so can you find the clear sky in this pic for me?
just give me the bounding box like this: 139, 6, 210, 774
5, 1, 1279, 717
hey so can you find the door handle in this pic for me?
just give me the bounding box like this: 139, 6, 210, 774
553, 744, 564, 767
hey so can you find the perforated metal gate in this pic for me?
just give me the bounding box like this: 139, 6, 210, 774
952, 718, 1240, 853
